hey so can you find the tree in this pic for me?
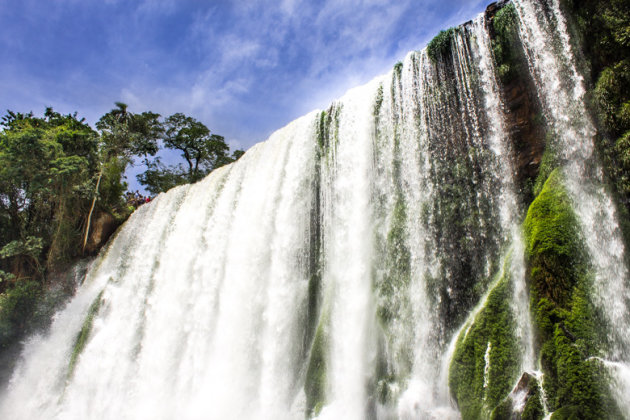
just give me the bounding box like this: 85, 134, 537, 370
137, 113, 243, 194
0, 108, 99, 277
163, 113, 230, 182
82, 103, 162, 252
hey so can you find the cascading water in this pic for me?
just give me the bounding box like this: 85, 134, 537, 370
1, 1, 628, 419
514, 0, 630, 415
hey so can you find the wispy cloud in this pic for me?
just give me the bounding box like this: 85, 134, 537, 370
0, 0, 490, 146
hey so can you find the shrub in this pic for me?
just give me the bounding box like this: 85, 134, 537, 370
427, 28, 456, 62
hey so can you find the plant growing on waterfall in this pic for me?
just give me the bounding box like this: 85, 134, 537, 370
491, 3, 524, 84
427, 27, 456, 62
523, 170, 623, 418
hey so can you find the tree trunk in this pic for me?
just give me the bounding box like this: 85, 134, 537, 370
83, 165, 104, 254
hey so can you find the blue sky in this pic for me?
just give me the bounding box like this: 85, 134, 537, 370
0, 0, 489, 188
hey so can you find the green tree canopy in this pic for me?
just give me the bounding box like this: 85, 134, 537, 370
137, 112, 244, 194
0, 108, 100, 276
163, 113, 229, 181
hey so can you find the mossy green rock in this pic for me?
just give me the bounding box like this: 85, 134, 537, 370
305, 312, 329, 418
449, 264, 520, 420
68, 290, 103, 377
524, 170, 621, 419
524, 170, 586, 305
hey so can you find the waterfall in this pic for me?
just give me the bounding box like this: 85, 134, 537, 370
1, 1, 628, 419
514, 0, 630, 413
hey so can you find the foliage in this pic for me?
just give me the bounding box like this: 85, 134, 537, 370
0, 237, 43, 263
136, 113, 243, 194
427, 28, 456, 62
0, 108, 100, 278
491, 3, 524, 84
594, 59, 630, 135
67, 290, 103, 377
560, 0, 630, 210
305, 312, 328, 418
96, 103, 162, 162
136, 161, 187, 196
163, 113, 229, 180
449, 260, 520, 420
0, 280, 42, 349
0, 104, 240, 357
524, 170, 622, 418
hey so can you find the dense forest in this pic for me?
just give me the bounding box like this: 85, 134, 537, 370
0, 104, 242, 354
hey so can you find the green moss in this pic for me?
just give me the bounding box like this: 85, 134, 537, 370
426, 145, 501, 330
449, 259, 520, 420
550, 405, 581, 419
373, 332, 396, 405
524, 171, 622, 418
488, 377, 544, 420
305, 311, 329, 418
373, 85, 384, 118
524, 170, 586, 305
532, 136, 561, 198
491, 3, 524, 84
376, 196, 410, 324
317, 110, 327, 151
427, 28, 456, 62
522, 378, 545, 420
489, 397, 513, 420
67, 290, 104, 377
393, 61, 403, 78
594, 59, 630, 134
316, 105, 342, 158
373, 192, 413, 399
373, 98, 414, 398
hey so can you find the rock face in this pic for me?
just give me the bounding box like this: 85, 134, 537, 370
509, 373, 540, 417
84, 212, 119, 255
486, 0, 546, 204
490, 372, 545, 420
502, 79, 546, 194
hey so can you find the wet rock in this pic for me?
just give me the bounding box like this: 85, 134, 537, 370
85, 212, 119, 254
485, 0, 547, 204
490, 372, 545, 420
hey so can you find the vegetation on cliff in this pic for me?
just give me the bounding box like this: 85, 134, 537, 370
305, 310, 329, 418
449, 257, 520, 420
427, 27, 457, 62
524, 169, 621, 419
0, 105, 242, 354
560, 0, 630, 211
490, 3, 524, 84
